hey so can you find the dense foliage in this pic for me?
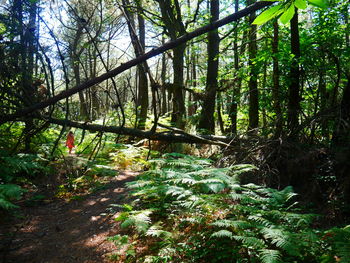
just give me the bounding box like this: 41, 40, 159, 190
108, 154, 350, 263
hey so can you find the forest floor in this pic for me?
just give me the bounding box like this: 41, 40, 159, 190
0, 155, 138, 263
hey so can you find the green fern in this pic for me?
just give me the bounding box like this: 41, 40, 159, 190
108, 153, 339, 263
120, 209, 154, 233
324, 226, 350, 263
260, 227, 299, 256
259, 249, 282, 263
0, 184, 26, 210
232, 235, 266, 249
211, 229, 234, 239
146, 224, 173, 240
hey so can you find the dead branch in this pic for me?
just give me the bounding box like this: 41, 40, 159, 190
45, 117, 238, 146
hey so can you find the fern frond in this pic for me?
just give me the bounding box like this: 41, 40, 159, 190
0, 197, 19, 209
126, 180, 154, 189
329, 226, 350, 263
230, 192, 244, 201
211, 230, 234, 239
211, 219, 252, 230
0, 184, 26, 210
120, 209, 153, 233
165, 186, 193, 199
171, 176, 198, 186
248, 215, 273, 227
269, 186, 297, 208
230, 164, 257, 176
233, 235, 265, 249
259, 249, 282, 263
261, 227, 298, 256
0, 184, 25, 200
146, 225, 173, 240
196, 178, 226, 193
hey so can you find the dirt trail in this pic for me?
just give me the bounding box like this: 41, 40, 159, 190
1, 171, 137, 263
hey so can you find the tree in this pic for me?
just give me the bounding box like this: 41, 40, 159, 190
247, 0, 259, 132
287, 8, 301, 138
0, 0, 40, 151
121, 0, 149, 130
198, 0, 220, 133
156, 0, 187, 128
272, 20, 282, 137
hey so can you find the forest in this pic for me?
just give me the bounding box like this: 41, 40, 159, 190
0, 0, 349, 262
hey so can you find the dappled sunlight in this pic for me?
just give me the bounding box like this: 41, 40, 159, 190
2, 171, 136, 262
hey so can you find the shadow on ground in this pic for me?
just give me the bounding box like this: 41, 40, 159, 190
1, 171, 137, 263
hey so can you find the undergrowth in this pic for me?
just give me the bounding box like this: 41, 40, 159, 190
0, 151, 49, 210
107, 153, 350, 263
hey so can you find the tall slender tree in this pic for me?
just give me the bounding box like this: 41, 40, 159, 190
272, 20, 282, 137
287, 8, 301, 137
122, 0, 149, 130
156, 0, 186, 128
247, 0, 259, 132
198, 0, 220, 133
228, 0, 240, 134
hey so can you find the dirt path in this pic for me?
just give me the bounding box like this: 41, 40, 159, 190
1, 171, 137, 263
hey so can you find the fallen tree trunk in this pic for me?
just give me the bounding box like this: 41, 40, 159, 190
0, 1, 274, 124
46, 117, 237, 146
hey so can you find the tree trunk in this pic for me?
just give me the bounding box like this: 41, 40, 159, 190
287, 8, 301, 138
172, 45, 186, 128
137, 6, 149, 130
217, 92, 225, 134
332, 76, 350, 146
157, 0, 186, 128
198, 0, 220, 133
23, 0, 38, 152
188, 50, 197, 117
73, 60, 89, 120
122, 0, 149, 130
228, 0, 240, 134
272, 20, 282, 137
90, 48, 100, 120
247, 0, 259, 132
161, 37, 167, 115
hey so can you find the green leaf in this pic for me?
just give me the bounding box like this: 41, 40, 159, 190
0, 23, 6, 35
306, 0, 328, 8
279, 4, 296, 24
294, 0, 307, 9
252, 4, 283, 25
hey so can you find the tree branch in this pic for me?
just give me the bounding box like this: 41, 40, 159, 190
45, 117, 236, 146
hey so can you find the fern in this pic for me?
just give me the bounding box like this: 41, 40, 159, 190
211, 230, 234, 239
1, 153, 49, 183
325, 226, 350, 263
146, 224, 173, 240
0, 184, 26, 210
232, 235, 266, 249
108, 153, 338, 263
260, 227, 299, 256
248, 215, 273, 227
120, 209, 154, 233
259, 249, 282, 263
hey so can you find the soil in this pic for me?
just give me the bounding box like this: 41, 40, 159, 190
0, 170, 138, 263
